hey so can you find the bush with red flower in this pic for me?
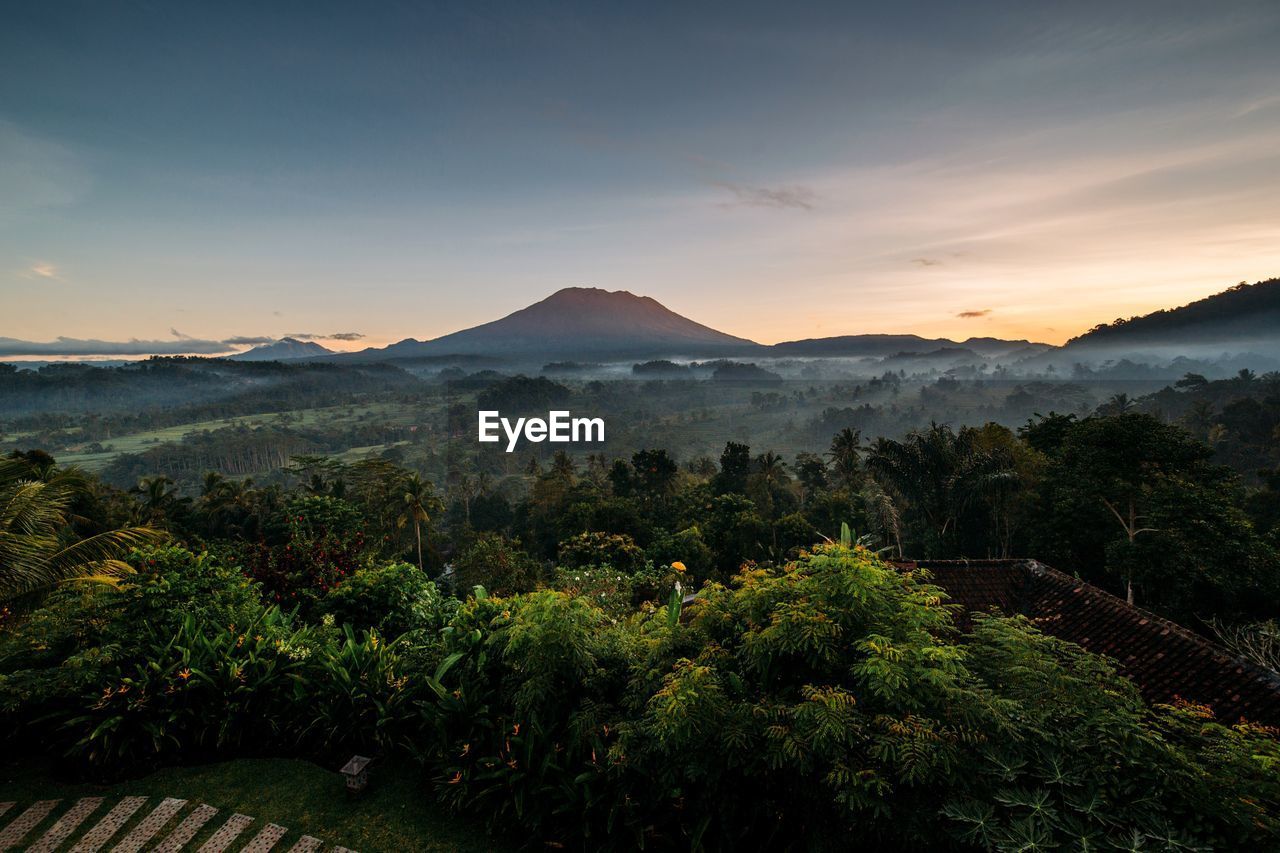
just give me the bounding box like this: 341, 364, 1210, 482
236, 495, 375, 609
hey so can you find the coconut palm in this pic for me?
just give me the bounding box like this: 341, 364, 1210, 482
198, 474, 256, 537
130, 475, 186, 526
1181, 400, 1216, 438
827, 427, 863, 489
1097, 393, 1135, 416
754, 451, 789, 488
0, 458, 162, 601
397, 473, 435, 572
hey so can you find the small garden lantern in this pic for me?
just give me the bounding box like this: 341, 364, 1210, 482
340, 754, 372, 796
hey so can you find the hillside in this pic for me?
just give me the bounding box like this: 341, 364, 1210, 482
1065, 278, 1280, 350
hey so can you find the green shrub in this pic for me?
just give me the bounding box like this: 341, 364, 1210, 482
429, 590, 633, 842
290, 625, 436, 758
551, 566, 635, 617
122, 546, 264, 633
644, 525, 713, 578
451, 534, 540, 596
557, 532, 646, 574
320, 562, 455, 638
64, 608, 315, 767
0, 546, 263, 730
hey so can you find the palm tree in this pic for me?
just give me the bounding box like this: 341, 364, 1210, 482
754, 451, 789, 488
0, 458, 162, 600
827, 428, 863, 489
1181, 401, 1216, 439
131, 475, 186, 526
397, 473, 434, 572
864, 423, 1007, 556
860, 481, 902, 558
200, 471, 226, 497
1097, 393, 1135, 416
453, 472, 476, 527
199, 474, 255, 537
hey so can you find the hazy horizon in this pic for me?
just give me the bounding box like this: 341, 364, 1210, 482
5, 1, 1280, 354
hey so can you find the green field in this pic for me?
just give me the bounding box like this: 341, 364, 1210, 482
0, 757, 511, 853
50, 402, 426, 470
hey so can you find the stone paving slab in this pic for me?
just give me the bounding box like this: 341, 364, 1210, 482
240, 822, 287, 852
154, 803, 219, 853
70, 796, 147, 853
197, 813, 255, 853
30, 796, 105, 852
112, 796, 187, 852
0, 793, 356, 853
0, 798, 59, 851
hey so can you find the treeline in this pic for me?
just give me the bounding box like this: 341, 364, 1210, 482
0, 357, 422, 417
100, 421, 420, 487
61, 409, 1280, 633
1137, 370, 1280, 477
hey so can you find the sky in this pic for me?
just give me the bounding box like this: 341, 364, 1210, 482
3, 0, 1280, 355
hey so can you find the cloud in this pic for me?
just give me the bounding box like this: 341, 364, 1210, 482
912, 257, 941, 267
714, 181, 816, 211
169, 327, 195, 340
0, 336, 232, 357
285, 331, 365, 341
956, 309, 992, 319
17, 262, 63, 281
222, 335, 276, 346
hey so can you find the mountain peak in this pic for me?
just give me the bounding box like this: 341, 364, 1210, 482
376, 288, 757, 358
227, 337, 334, 361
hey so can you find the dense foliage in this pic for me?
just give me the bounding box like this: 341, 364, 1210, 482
1, 542, 1276, 850
1, 395, 1279, 848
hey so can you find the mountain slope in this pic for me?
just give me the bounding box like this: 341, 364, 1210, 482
228, 337, 334, 361
366, 288, 758, 358
1064, 278, 1280, 350
771, 334, 1049, 358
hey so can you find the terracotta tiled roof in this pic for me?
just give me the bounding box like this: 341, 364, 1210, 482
892, 558, 1280, 726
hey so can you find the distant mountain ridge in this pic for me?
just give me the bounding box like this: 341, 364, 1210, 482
228, 337, 333, 361
330, 287, 1049, 363
1065, 278, 1280, 350
771, 334, 1048, 358
308, 278, 1280, 368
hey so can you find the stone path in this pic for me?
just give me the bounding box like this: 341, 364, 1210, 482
29, 797, 102, 852
71, 797, 146, 852
0, 801, 58, 850
154, 805, 218, 853
195, 813, 253, 853
114, 797, 187, 852
0, 796, 357, 852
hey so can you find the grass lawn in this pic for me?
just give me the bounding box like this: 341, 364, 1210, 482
0, 756, 514, 853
